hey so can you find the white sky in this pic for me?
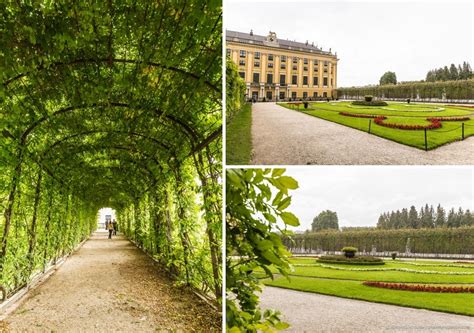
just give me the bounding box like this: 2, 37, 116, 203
97, 207, 116, 226
282, 166, 473, 231
224, 0, 473, 87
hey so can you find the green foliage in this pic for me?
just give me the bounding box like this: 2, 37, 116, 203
341, 246, 358, 253
226, 103, 252, 165
311, 210, 339, 231
351, 100, 388, 106
364, 95, 373, 102
379, 71, 397, 85
226, 59, 247, 120
317, 255, 384, 265
338, 79, 474, 100
226, 168, 299, 332
426, 61, 472, 82
0, 0, 222, 306
377, 204, 473, 229
284, 226, 474, 255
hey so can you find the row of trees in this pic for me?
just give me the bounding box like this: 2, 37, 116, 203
426, 62, 473, 82
377, 205, 473, 230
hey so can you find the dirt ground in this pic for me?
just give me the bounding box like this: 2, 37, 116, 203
0, 231, 221, 332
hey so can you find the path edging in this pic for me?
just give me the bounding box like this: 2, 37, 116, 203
0, 235, 90, 319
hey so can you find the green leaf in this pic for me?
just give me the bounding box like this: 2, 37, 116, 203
280, 212, 300, 226
277, 196, 291, 211
277, 176, 299, 190
271, 168, 285, 177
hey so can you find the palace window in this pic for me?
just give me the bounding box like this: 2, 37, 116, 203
313, 59, 318, 65
303, 76, 308, 85
292, 75, 297, 85
323, 77, 328, 86
293, 57, 298, 64
267, 73, 273, 84
313, 92, 318, 97
280, 74, 286, 85
313, 77, 318, 86
303, 92, 308, 98
255, 51, 260, 59
303, 58, 308, 65
226, 48, 231, 57
323, 92, 328, 97
303, 66, 308, 71
239, 72, 245, 79
314, 65, 319, 72
324, 61, 328, 66
292, 65, 297, 71
268, 63, 274, 68
280, 63, 286, 70
240, 50, 246, 57
239, 60, 245, 66
268, 54, 274, 61
281, 55, 287, 62
253, 73, 260, 83
254, 61, 260, 67
291, 92, 297, 99
331, 78, 333, 86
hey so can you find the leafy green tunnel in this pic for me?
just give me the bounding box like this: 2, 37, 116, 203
0, 1, 222, 301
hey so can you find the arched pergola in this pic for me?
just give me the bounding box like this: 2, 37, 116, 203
0, 1, 222, 301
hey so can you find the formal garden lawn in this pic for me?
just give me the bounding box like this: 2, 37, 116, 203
278, 102, 474, 150
262, 257, 474, 316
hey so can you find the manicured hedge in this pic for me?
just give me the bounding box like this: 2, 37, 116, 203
352, 100, 388, 106
283, 226, 474, 254
338, 79, 474, 100
374, 116, 442, 130
317, 255, 385, 265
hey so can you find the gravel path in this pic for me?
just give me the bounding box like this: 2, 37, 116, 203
260, 286, 474, 333
251, 103, 474, 165
1, 231, 220, 332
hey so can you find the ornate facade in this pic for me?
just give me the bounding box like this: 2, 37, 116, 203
226, 30, 339, 101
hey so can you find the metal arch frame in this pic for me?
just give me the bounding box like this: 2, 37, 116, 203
3, 58, 221, 94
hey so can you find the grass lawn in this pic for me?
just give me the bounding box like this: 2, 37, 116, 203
278, 102, 474, 150
226, 103, 252, 164
261, 258, 474, 316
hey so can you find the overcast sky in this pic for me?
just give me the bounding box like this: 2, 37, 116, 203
224, 0, 473, 87
282, 167, 473, 231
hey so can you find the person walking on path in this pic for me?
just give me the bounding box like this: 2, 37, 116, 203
112, 219, 118, 235
107, 221, 114, 239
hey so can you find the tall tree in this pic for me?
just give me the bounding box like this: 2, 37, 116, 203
379, 71, 397, 85
312, 210, 339, 231
449, 64, 459, 80
434, 204, 446, 228
447, 208, 456, 227
408, 206, 419, 229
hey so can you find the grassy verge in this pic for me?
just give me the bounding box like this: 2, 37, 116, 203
226, 103, 252, 164
264, 276, 474, 316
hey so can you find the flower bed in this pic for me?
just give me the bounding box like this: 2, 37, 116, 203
374, 116, 442, 130
427, 117, 470, 122
317, 264, 474, 275
363, 281, 474, 293
339, 112, 383, 119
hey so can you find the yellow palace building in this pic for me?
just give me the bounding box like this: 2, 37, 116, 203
226, 30, 339, 101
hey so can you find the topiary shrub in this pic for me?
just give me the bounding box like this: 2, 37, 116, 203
317, 255, 384, 265
364, 95, 373, 102
391, 252, 397, 260
341, 246, 357, 258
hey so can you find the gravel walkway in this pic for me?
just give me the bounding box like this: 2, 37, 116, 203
251, 103, 474, 165
1, 231, 220, 332
260, 286, 474, 333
